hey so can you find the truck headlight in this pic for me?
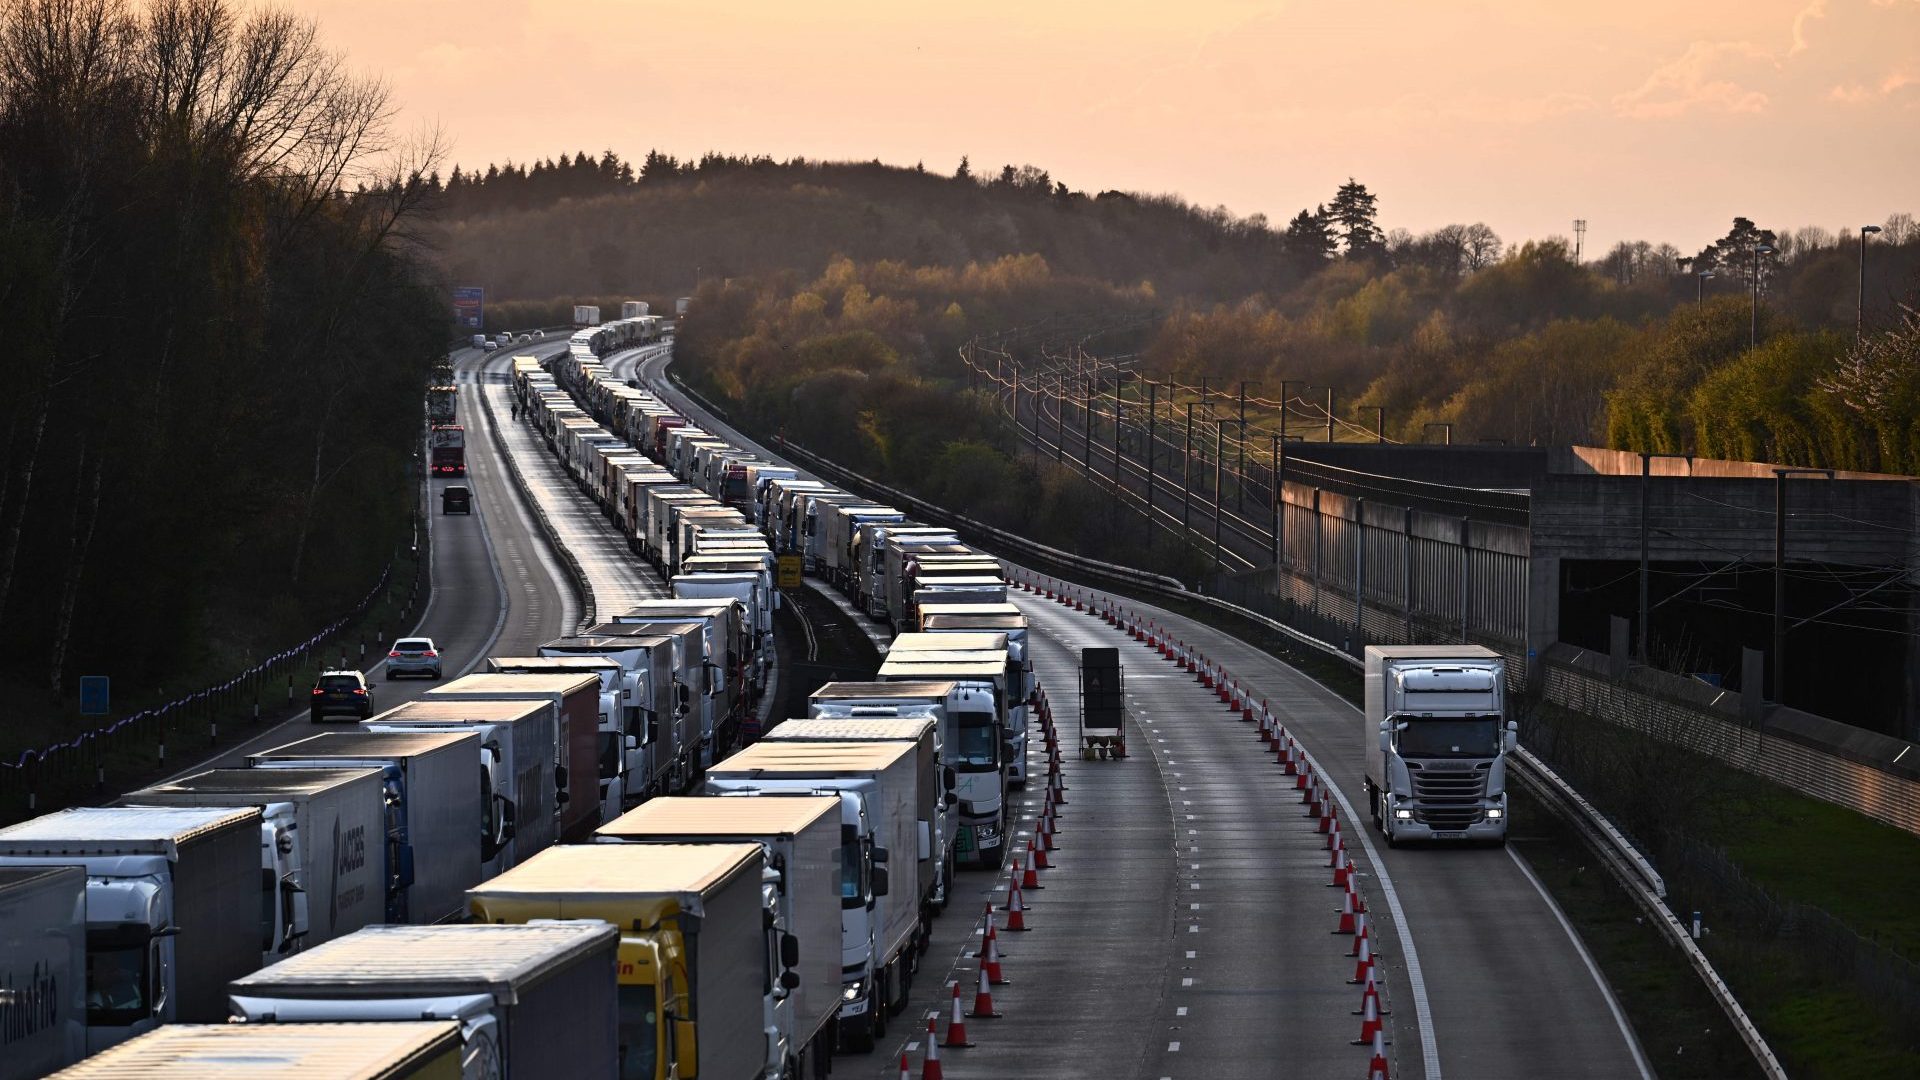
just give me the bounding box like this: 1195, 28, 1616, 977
1394, 810, 1413, 820
1487, 809, 1503, 820
975, 823, 999, 842
842, 979, 866, 1002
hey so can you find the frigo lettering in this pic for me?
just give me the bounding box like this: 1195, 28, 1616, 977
0, 963, 62, 1046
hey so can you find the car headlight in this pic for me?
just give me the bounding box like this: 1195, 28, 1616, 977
1394, 809, 1413, 820
1486, 809, 1504, 820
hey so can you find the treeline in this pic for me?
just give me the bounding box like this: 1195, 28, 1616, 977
0, 0, 445, 710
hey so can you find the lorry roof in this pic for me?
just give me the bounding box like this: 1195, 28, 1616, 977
251, 730, 476, 761
917, 603, 1023, 617
764, 719, 937, 742
124, 767, 382, 799
809, 680, 957, 699
617, 600, 733, 615
428, 672, 601, 696
0, 805, 257, 845
672, 573, 757, 584
922, 615, 1026, 630
710, 739, 916, 775
541, 634, 672, 651
52, 1021, 461, 1077
877, 657, 1006, 678
890, 632, 1009, 651
1365, 645, 1504, 661
368, 698, 549, 724
598, 795, 840, 838
487, 655, 622, 671
230, 923, 617, 999
582, 621, 702, 639
469, 842, 760, 901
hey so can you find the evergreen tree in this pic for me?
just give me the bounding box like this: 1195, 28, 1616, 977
1701, 216, 1779, 290
1284, 205, 1337, 270
955, 155, 971, 181
1328, 178, 1385, 259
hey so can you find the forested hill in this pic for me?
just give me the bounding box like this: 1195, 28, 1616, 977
429, 153, 1322, 303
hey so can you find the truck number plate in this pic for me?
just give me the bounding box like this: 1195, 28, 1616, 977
1432, 831, 1465, 840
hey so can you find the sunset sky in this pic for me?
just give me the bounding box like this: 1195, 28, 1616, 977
286, 0, 1918, 254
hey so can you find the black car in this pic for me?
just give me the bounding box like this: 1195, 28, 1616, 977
311, 671, 373, 721
442, 485, 473, 514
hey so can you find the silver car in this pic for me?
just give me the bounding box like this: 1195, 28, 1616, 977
386, 636, 442, 679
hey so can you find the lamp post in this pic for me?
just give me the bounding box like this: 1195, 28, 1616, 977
1423, 422, 1453, 446
1697, 270, 1715, 304
1858, 224, 1883, 337
1750, 242, 1775, 347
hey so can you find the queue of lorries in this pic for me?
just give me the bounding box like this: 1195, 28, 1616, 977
0, 318, 1040, 1079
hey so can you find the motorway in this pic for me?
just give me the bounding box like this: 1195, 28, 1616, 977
164, 341, 576, 777
631, 346, 1652, 1080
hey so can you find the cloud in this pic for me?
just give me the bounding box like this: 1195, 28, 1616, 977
1612, 41, 1776, 118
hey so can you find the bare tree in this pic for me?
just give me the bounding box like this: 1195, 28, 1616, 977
1460, 222, 1501, 272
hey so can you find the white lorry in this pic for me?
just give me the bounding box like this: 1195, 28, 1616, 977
875, 651, 1008, 867
117, 767, 388, 965
705, 741, 922, 1052
229, 922, 620, 1080
535, 634, 686, 802
483, 655, 631, 824
1363, 645, 1515, 846
596, 797, 840, 1079
0, 806, 263, 1051
0, 865, 87, 1077
250, 729, 483, 924
360, 698, 561, 878
918, 607, 1036, 788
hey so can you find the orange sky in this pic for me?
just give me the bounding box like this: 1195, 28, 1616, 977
287, 0, 1917, 253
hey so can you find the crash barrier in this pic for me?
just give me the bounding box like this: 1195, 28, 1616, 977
1, 551, 418, 814
1013, 566, 1788, 1080
476, 356, 597, 632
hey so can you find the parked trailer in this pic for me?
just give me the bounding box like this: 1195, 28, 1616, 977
468, 843, 769, 1080
116, 767, 388, 964
48, 1021, 463, 1079
360, 698, 561, 879
0, 806, 264, 1051
0, 866, 86, 1078
596, 798, 840, 1079
230, 923, 619, 1080
250, 730, 482, 925
425, 672, 603, 841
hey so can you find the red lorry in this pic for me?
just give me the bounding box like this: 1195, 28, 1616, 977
430, 424, 466, 476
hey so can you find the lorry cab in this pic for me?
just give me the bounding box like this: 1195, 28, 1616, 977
1364, 645, 1515, 846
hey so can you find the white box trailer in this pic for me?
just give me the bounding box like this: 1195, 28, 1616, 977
706, 741, 923, 1044
606, 600, 750, 767
117, 767, 389, 965
815, 504, 904, 592
486, 656, 631, 824
621, 300, 650, 319
361, 697, 561, 878
425, 673, 605, 842
468, 844, 768, 1080
597, 798, 840, 1079
0, 865, 86, 1077
229, 922, 619, 1080
875, 652, 1007, 868
761, 717, 951, 909
50, 1020, 463, 1078
250, 730, 482, 925
574, 305, 601, 326
0, 806, 263, 1051
538, 634, 684, 800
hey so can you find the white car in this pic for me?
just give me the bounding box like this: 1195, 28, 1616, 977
470, 334, 487, 350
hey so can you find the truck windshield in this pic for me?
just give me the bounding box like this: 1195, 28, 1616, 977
1394, 716, 1500, 758
956, 712, 998, 769
85, 939, 150, 1027
617, 985, 659, 1080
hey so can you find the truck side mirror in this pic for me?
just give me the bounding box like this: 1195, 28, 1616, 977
870, 846, 889, 865
499, 798, 517, 841
624, 735, 639, 752
780, 933, 800, 968
1504, 720, 1518, 753
943, 766, 957, 793
871, 865, 890, 897
780, 970, 801, 991
286, 885, 311, 944
1378, 729, 1391, 753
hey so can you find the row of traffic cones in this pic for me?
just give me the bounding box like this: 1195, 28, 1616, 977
908, 665, 1071, 1078
1011, 567, 1396, 1080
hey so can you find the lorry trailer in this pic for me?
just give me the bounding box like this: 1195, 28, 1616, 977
0, 866, 87, 1077
48, 1021, 463, 1079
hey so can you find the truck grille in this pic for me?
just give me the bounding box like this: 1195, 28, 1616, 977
1408, 763, 1488, 829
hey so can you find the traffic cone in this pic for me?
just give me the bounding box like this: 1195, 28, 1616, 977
1240, 690, 1256, 721
1350, 881, 1369, 915
1348, 912, 1371, 957
1003, 881, 1030, 930
1354, 991, 1383, 1045
1050, 768, 1069, 803
972, 902, 997, 956
1332, 848, 1354, 889
1018, 845, 1043, 890
1031, 835, 1052, 870
1335, 888, 1358, 934
1284, 737, 1301, 775
982, 927, 1008, 984
1040, 807, 1057, 850
1295, 760, 1313, 790
1349, 935, 1374, 983
1327, 816, 1344, 851
943, 982, 974, 1047
968, 965, 1002, 1019
1354, 966, 1382, 1014
921, 1018, 943, 1080
1367, 1029, 1391, 1080
899, 1052, 910, 1080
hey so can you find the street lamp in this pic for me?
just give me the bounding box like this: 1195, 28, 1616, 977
1357, 405, 1385, 443
1750, 242, 1775, 347
1696, 270, 1715, 304
1858, 225, 1883, 338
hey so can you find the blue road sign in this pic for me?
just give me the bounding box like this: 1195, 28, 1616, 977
79, 675, 110, 716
